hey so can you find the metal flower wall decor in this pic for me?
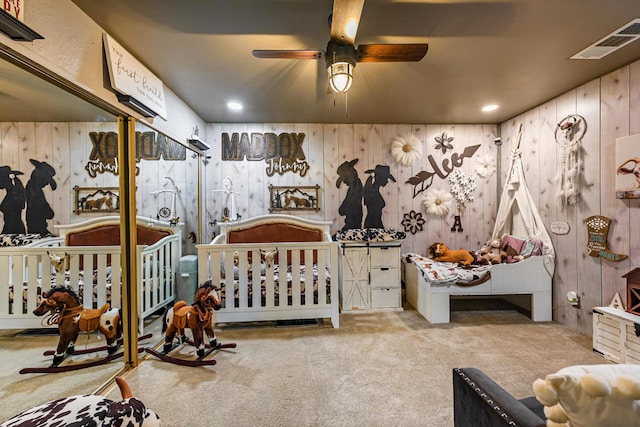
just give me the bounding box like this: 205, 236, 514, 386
401, 210, 425, 234
390, 132, 422, 167
422, 188, 452, 217
448, 169, 477, 212
434, 132, 454, 154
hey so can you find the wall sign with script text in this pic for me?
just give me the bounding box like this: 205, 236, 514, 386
221, 132, 310, 177
85, 131, 186, 178
103, 33, 167, 119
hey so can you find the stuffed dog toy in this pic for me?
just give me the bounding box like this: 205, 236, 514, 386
429, 242, 475, 266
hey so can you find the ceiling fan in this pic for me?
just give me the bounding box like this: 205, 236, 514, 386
252, 0, 429, 94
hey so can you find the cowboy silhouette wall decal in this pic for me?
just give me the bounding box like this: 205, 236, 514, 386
363, 164, 396, 229
0, 166, 26, 234
26, 159, 57, 235
336, 158, 364, 232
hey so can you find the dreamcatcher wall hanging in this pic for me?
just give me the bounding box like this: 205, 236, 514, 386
555, 114, 587, 206
151, 177, 178, 221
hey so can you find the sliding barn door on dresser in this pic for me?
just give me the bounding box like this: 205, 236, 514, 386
338, 241, 402, 311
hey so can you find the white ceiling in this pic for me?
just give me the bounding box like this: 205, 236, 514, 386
6, 1, 640, 124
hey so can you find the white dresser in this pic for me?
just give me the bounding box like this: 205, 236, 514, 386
339, 241, 402, 311
593, 306, 640, 364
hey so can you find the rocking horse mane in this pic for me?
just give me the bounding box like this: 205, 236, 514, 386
45, 286, 80, 304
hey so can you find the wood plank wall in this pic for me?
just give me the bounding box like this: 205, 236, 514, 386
205, 123, 498, 258
501, 58, 640, 336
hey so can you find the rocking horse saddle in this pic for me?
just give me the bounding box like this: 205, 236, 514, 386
78, 303, 110, 332
170, 301, 192, 330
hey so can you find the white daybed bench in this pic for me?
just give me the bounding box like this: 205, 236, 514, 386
402, 255, 552, 323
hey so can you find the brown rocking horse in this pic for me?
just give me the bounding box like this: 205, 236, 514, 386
145, 281, 235, 366
32, 286, 122, 368
163, 281, 222, 356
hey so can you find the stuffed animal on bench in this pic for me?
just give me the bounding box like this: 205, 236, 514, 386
0, 377, 160, 427
429, 242, 475, 266
477, 238, 506, 264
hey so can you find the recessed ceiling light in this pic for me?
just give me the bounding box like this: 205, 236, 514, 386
227, 101, 243, 111
481, 104, 499, 112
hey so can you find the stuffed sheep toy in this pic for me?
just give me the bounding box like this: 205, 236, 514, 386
532, 364, 640, 427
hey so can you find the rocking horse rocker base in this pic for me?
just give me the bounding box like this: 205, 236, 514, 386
20, 334, 152, 374
145, 338, 236, 367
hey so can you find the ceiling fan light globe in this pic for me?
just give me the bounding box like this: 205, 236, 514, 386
328, 61, 353, 93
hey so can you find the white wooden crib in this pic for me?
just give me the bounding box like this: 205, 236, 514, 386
197, 214, 340, 328
0, 216, 181, 334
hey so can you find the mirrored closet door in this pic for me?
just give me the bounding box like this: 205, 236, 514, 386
0, 56, 124, 418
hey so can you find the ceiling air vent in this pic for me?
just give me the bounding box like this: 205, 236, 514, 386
571, 18, 640, 59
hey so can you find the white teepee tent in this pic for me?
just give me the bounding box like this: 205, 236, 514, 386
491, 124, 555, 275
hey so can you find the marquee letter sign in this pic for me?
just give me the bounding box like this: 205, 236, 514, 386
85, 131, 186, 178
221, 132, 310, 177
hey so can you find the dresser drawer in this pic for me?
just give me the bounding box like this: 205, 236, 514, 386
371, 287, 401, 308
370, 246, 400, 268
370, 267, 399, 289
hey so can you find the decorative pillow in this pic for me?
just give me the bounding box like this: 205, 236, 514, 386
0, 232, 55, 247
532, 364, 640, 427
335, 228, 406, 242
502, 234, 543, 263
334, 228, 369, 241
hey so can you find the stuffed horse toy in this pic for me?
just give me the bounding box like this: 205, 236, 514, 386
429, 242, 475, 266
163, 281, 222, 357
0, 377, 160, 426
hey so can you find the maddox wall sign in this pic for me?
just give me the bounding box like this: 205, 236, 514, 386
85, 131, 186, 178
222, 132, 310, 177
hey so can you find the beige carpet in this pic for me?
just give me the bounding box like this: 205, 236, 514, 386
99, 302, 606, 427
0, 318, 165, 421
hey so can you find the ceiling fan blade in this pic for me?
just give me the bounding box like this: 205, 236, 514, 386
356, 43, 429, 62
330, 0, 365, 45
252, 50, 322, 60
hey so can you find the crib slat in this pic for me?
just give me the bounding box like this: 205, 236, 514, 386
278, 249, 287, 308
95, 253, 108, 308
304, 249, 313, 306
160, 243, 168, 303
0, 256, 9, 315
110, 248, 121, 309
291, 249, 301, 307
317, 250, 327, 306
223, 252, 235, 308
265, 257, 275, 308
251, 249, 261, 309
238, 250, 249, 308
